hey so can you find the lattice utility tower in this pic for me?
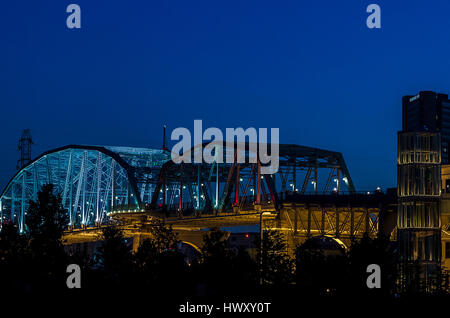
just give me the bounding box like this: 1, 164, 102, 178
17, 129, 33, 170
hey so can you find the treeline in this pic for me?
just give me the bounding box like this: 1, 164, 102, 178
0, 185, 448, 304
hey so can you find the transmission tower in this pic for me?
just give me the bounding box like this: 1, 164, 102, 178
162, 124, 169, 151
17, 129, 33, 170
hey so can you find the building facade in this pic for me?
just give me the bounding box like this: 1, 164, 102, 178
439, 166, 450, 270
397, 131, 441, 265
400, 90, 450, 287
402, 91, 450, 163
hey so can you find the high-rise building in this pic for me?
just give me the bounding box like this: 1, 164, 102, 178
398, 91, 450, 291
397, 132, 441, 265
402, 91, 450, 163
403, 91, 450, 272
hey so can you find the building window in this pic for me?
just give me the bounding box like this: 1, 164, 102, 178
446, 242, 450, 259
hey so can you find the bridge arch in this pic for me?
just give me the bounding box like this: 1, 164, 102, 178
304, 235, 348, 252
181, 240, 202, 253
322, 235, 348, 251
0, 142, 356, 232
0, 145, 170, 231
149, 142, 356, 214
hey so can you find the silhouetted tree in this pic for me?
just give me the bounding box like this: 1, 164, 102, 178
96, 226, 133, 290
295, 237, 348, 297
134, 219, 186, 297
230, 247, 259, 294
194, 228, 234, 295
25, 184, 68, 292
0, 222, 30, 294
191, 229, 262, 296
346, 234, 397, 298
201, 228, 232, 261
147, 218, 179, 252
26, 184, 68, 241
296, 238, 327, 294
258, 229, 294, 287
134, 238, 159, 276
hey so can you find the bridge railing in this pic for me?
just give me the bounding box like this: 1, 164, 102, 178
109, 189, 395, 217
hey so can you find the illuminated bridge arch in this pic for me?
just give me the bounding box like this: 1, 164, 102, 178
146, 143, 356, 216
0, 143, 356, 232
0, 145, 170, 232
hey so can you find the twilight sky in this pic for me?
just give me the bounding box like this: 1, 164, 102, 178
1, 0, 450, 191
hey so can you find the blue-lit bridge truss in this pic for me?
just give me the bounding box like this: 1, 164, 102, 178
0, 145, 170, 232
0, 144, 356, 232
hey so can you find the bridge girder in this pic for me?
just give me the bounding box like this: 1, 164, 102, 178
148, 143, 356, 217
0, 143, 356, 231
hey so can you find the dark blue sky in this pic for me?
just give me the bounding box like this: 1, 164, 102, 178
1, 0, 450, 191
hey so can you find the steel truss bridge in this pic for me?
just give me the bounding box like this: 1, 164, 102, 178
0, 143, 395, 251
